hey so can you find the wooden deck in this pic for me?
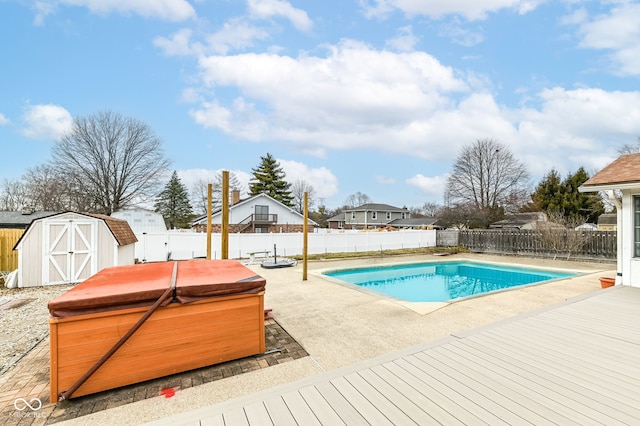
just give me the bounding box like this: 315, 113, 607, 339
153, 286, 640, 425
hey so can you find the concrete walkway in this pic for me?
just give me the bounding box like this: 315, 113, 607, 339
55, 254, 614, 425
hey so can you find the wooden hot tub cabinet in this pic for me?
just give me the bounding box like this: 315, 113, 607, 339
48, 260, 266, 402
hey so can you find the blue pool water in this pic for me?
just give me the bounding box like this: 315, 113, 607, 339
324, 261, 576, 302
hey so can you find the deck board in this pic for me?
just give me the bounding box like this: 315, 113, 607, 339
153, 286, 640, 426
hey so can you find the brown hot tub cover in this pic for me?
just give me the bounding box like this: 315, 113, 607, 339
48, 260, 266, 318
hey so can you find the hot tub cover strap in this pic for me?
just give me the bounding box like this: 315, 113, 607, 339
58, 262, 179, 401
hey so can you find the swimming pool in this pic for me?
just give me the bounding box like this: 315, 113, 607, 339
323, 261, 576, 302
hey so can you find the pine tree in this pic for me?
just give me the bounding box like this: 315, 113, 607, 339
248, 153, 294, 206
155, 171, 194, 229
531, 167, 604, 223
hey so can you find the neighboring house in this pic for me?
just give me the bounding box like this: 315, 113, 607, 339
387, 217, 442, 230
112, 208, 168, 234
579, 153, 640, 287
327, 204, 410, 230
0, 208, 60, 229
489, 212, 548, 230
597, 213, 617, 231
13, 211, 137, 287
191, 193, 317, 233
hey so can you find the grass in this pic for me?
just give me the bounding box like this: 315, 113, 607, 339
290, 246, 467, 261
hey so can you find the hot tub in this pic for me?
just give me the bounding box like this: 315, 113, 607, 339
48, 260, 266, 402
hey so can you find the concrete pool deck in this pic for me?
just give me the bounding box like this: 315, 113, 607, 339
56, 253, 616, 425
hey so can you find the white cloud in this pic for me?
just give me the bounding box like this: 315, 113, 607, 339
407, 174, 448, 199
58, 0, 196, 22
205, 18, 270, 54
154, 29, 203, 56
438, 19, 484, 46
360, 0, 544, 21
32, 1, 57, 26
187, 40, 640, 187
376, 175, 396, 185
0, 113, 10, 126
385, 25, 419, 52
248, 0, 312, 31
278, 159, 339, 199
575, 3, 640, 76
191, 40, 469, 156
20, 104, 73, 141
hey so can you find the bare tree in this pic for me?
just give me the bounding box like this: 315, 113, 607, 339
290, 179, 316, 214
51, 111, 170, 214
344, 192, 372, 208
617, 137, 640, 155
0, 178, 29, 211
191, 172, 244, 215
533, 211, 590, 260
446, 139, 530, 215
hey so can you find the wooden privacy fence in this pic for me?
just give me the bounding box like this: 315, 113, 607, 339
0, 229, 23, 271
457, 229, 616, 260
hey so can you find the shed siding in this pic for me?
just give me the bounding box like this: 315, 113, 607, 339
19, 220, 44, 287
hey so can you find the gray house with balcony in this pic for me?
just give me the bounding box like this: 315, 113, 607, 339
191, 193, 317, 233
327, 203, 411, 230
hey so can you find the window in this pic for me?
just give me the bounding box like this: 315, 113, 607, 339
255, 205, 269, 221
635, 197, 640, 257
386, 212, 391, 220
401, 212, 406, 219
351, 212, 355, 220
372, 211, 377, 220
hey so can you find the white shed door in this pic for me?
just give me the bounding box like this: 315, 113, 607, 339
44, 219, 96, 285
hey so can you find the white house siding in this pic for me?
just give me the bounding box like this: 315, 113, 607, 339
112, 209, 167, 233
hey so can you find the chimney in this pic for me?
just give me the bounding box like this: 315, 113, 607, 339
231, 190, 241, 205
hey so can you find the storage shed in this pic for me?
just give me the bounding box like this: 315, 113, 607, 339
13, 212, 137, 287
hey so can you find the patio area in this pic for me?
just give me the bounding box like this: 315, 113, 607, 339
1, 253, 625, 425
154, 284, 640, 425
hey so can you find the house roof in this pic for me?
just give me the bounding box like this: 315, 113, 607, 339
581, 153, 640, 190
13, 211, 137, 249
490, 212, 547, 229
597, 213, 617, 226
0, 211, 60, 228
191, 193, 318, 226
346, 203, 407, 212
388, 217, 441, 228
82, 213, 138, 246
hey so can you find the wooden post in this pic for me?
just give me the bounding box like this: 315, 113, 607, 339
303, 191, 308, 281
206, 183, 212, 260
221, 171, 229, 259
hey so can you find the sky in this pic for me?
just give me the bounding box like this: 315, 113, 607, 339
2, 0, 640, 210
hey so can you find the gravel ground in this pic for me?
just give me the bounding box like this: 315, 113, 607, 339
0, 283, 74, 375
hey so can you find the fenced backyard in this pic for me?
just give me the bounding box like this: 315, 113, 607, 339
452, 229, 616, 261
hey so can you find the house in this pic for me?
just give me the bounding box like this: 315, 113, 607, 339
489, 212, 548, 230
112, 208, 167, 234
597, 213, 617, 231
191, 192, 317, 233
327, 203, 411, 230
0, 208, 60, 229
13, 211, 137, 287
387, 217, 442, 230
579, 153, 640, 287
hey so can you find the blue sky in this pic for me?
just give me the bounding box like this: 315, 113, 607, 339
2, 0, 640, 210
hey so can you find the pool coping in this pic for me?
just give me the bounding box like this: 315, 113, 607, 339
312, 257, 593, 315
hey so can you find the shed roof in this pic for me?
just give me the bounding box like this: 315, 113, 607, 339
13, 211, 137, 249
581, 153, 640, 189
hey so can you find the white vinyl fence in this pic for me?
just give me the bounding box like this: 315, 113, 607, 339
135, 230, 437, 262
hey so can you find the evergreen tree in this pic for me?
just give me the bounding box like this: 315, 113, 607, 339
155, 171, 194, 229
531, 169, 563, 212
248, 153, 294, 206
530, 167, 604, 223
